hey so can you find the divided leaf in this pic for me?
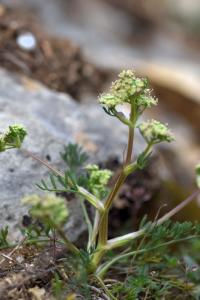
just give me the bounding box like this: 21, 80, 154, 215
60, 143, 88, 171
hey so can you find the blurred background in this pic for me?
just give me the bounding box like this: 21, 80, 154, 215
0, 0, 199, 229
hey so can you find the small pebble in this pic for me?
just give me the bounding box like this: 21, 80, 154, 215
16, 32, 37, 51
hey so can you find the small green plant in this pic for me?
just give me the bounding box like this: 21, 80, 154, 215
1, 71, 200, 298
0, 124, 26, 152
0, 226, 10, 248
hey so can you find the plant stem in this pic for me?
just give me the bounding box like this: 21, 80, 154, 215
105, 172, 126, 212
91, 103, 137, 268
96, 235, 200, 278
115, 111, 132, 127
23, 149, 63, 177
125, 127, 134, 164
156, 189, 200, 225
49, 219, 80, 256
97, 122, 136, 246
90, 169, 134, 249
94, 275, 118, 300
105, 103, 136, 213
79, 198, 93, 251
125, 103, 135, 165
78, 187, 104, 212
106, 189, 200, 250
98, 213, 108, 245
89, 210, 100, 250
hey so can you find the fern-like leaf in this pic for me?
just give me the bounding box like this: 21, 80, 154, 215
60, 143, 88, 171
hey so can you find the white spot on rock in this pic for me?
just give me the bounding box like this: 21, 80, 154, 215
16, 32, 37, 51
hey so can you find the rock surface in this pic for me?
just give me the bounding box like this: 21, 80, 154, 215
0, 68, 144, 241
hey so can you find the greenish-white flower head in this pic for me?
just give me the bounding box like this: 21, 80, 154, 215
196, 164, 200, 189
139, 120, 174, 144
99, 94, 123, 108
99, 70, 157, 112
85, 164, 113, 199
22, 194, 68, 226
111, 70, 148, 101
0, 124, 27, 152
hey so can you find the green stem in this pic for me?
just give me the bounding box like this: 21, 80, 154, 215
89, 210, 100, 250
96, 235, 200, 278
94, 275, 118, 300
88, 173, 128, 269
96, 162, 138, 248
98, 213, 108, 246
77, 186, 105, 212
91, 102, 137, 267
125, 127, 134, 165
88, 247, 107, 273
115, 111, 132, 127
106, 189, 200, 250
79, 198, 93, 251
49, 219, 80, 256
125, 102, 136, 165
104, 103, 136, 213
142, 143, 153, 157
105, 172, 127, 212
156, 189, 200, 225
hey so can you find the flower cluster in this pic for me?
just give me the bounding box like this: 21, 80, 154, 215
0, 124, 27, 152
85, 164, 113, 198
110, 70, 147, 103
139, 120, 174, 144
99, 70, 157, 112
22, 194, 68, 225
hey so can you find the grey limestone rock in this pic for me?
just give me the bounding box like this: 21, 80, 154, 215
0, 68, 144, 241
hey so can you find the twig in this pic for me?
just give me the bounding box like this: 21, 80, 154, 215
88, 285, 111, 300
22, 149, 63, 177
0, 236, 27, 266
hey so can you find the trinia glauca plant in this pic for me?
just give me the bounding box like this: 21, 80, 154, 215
1, 70, 200, 279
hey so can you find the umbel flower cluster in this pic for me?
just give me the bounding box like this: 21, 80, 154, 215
99, 70, 157, 114
99, 70, 174, 145
0, 124, 27, 152
22, 194, 68, 225
85, 164, 113, 199
139, 120, 174, 145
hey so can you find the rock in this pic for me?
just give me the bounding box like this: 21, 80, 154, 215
0, 68, 144, 241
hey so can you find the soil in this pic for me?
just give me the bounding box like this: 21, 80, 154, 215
0, 242, 110, 299
0, 244, 53, 300
0, 5, 108, 100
